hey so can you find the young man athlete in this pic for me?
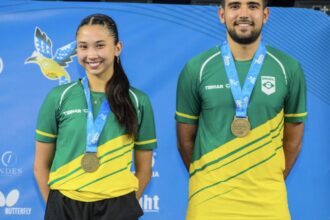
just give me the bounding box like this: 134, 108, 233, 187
176, 0, 307, 219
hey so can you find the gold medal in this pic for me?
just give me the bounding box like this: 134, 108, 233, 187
231, 117, 250, 137
81, 153, 99, 173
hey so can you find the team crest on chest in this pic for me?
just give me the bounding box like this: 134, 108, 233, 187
261, 76, 276, 95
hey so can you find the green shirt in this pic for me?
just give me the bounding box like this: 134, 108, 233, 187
36, 81, 157, 202
176, 45, 307, 219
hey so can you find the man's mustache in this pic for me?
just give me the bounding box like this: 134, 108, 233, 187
234, 20, 254, 25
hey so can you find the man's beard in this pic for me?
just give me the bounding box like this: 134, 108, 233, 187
227, 23, 262, 45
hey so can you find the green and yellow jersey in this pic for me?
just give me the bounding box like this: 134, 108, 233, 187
36, 81, 157, 202
176, 45, 307, 220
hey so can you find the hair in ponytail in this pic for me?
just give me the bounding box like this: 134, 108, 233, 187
77, 14, 138, 137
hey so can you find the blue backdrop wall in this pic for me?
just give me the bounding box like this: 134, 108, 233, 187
0, 1, 329, 219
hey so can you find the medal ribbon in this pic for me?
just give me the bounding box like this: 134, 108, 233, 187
82, 77, 110, 153
221, 41, 266, 118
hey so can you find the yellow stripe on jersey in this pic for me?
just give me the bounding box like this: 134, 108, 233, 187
176, 111, 199, 119
186, 148, 290, 220
285, 112, 307, 117
49, 134, 132, 187
189, 110, 284, 175
188, 110, 285, 205
58, 148, 135, 202
36, 129, 57, 138
135, 139, 157, 145
189, 146, 283, 203
50, 146, 132, 189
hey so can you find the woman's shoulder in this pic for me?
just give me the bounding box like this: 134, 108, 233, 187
129, 86, 149, 98
128, 86, 151, 108
45, 81, 81, 101
50, 81, 80, 93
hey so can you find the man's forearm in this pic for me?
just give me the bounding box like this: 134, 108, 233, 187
177, 142, 194, 171
283, 143, 302, 178
283, 122, 304, 179
176, 123, 197, 172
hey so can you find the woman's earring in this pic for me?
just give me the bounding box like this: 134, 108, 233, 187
116, 56, 120, 63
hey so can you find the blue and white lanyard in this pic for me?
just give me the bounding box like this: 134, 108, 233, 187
82, 77, 110, 153
221, 41, 266, 118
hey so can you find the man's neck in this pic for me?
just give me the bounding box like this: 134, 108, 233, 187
227, 34, 262, 61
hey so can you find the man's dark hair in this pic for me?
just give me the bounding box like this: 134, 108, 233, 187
221, 0, 268, 8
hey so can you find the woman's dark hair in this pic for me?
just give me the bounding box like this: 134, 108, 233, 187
76, 14, 138, 137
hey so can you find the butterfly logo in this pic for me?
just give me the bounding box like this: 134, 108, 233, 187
0, 189, 19, 208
